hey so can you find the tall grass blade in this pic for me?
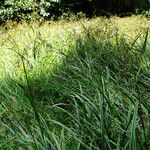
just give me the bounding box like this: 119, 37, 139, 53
141, 29, 149, 53
130, 102, 139, 150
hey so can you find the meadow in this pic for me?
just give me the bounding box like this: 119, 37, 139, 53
0, 15, 150, 149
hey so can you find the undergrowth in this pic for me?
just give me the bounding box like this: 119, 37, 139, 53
0, 16, 150, 149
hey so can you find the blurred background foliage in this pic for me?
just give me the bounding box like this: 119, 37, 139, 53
0, 0, 150, 22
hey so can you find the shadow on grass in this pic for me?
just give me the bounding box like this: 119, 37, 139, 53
21, 26, 150, 148
27, 26, 150, 105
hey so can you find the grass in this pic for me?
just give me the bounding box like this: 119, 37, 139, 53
0, 15, 150, 149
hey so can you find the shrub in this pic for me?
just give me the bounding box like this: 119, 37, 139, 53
0, 0, 37, 21
0, 0, 62, 22
142, 9, 150, 19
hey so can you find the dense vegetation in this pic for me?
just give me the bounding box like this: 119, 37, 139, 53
0, 0, 150, 22
0, 0, 150, 149
0, 16, 150, 149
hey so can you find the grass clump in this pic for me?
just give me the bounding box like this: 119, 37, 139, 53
0, 16, 150, 149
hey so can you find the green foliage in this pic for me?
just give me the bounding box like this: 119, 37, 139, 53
142, 9, 150, 19
0, 17, 150, 149
38, 0, 61, 18
0, 0, 34, 21
0, 0, 36, 21
0, 0, 61, 22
